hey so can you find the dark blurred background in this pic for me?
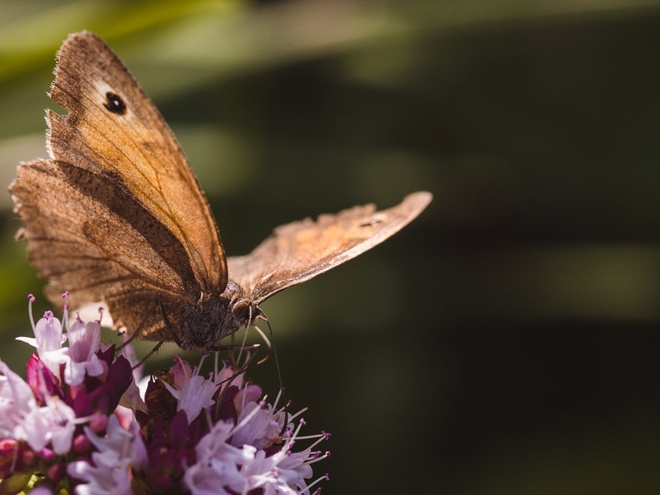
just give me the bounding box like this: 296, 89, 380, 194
2, 0, 660, 493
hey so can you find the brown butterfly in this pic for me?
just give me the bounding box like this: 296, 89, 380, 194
9, 32, 432, 351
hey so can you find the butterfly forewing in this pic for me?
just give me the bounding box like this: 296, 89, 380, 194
47, 32, 226, 294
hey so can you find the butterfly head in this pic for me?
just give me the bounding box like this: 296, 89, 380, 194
225, 280, 263, 329
230, 297, 261, 328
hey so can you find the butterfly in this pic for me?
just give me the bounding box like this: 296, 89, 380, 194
9, 32, 432, 351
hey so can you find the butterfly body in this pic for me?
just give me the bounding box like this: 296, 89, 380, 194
167, 289, 253, 351
10, 32, 431, 351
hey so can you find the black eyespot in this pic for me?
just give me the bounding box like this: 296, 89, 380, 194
103, 92, 126, 115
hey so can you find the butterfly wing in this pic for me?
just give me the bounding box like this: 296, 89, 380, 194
46, 31, 226, 294
10, 159, 199, 340
227, 191, 432, 303
10, 31, 226, 341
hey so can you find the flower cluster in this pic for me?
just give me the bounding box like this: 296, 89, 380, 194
0, 295, 329, 494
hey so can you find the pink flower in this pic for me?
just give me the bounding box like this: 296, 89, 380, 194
185, 402, 328, 495
59, 316, 105, 386
16, 305, 66, 377
16, 396, 76, 455
162, 374, 216, 423
230, 400, 282, 450
16, 295, 106, 386
68, 415, 146, 495
0, 296, 330, 494
181, 365, 329, 495
184, 420, 253, 495
0, 361, 35, 439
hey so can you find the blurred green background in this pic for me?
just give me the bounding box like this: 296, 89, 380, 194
3, 0, 660, 493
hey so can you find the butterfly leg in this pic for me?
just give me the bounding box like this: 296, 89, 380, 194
116, 301, 168, 368
131, 339, 167, 369
116, 306, 155, 352
208, 342, 262, 353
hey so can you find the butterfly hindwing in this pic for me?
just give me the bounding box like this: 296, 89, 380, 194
227, 191, 432, 303
10, 159, 199, 338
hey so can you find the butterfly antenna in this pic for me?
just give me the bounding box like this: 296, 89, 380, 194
252, 326, 272, 365
259, 314, 289, 436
